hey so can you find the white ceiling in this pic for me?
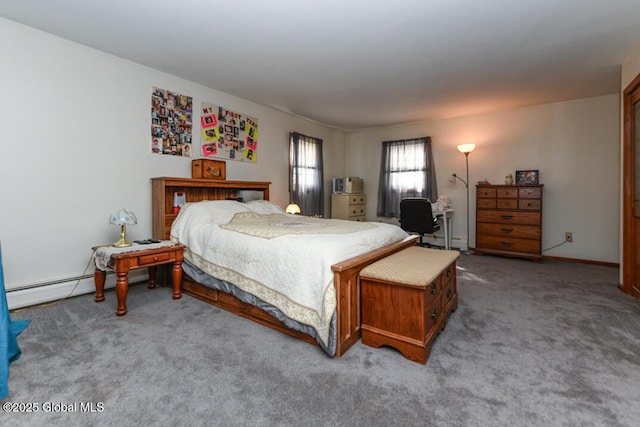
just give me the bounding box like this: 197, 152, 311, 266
2, 0, 640, 130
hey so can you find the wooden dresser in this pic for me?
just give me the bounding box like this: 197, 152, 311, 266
331, 193, 366, 221
475, 184, 543, 261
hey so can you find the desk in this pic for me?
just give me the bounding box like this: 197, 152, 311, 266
432, 208, 454, 250
93, 242, 184, 316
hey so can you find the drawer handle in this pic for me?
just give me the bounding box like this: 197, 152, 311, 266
501, 215, 514, 220
500, 241, 513, 246
446, 270, 452, 278
431, 308, 440, 319
430, 282, 437, 294
446, 289, 453, 299
501, 228, 513, 233
153, 256, 158, 261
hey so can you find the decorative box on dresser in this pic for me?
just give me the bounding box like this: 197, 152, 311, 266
331, 193, 366, 221
475, 184, 543, 261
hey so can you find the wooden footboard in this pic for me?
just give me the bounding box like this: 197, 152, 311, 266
331, 236, 417, 356
181, 236, 417, 357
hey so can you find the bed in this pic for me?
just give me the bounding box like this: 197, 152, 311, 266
151, 177, 417, 357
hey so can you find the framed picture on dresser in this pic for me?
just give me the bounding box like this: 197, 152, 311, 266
515, 169, 539, 185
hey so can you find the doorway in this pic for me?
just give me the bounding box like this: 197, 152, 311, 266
622, 72, 640, 299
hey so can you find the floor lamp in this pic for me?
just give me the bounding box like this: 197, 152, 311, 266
452, 143, 476, 254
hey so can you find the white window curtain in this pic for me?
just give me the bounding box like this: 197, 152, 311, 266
376, 136, 437, 218
289, 132, 324, 216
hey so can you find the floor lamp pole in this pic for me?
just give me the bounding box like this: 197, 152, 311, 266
463, 152, 473, 255
456, 143, 476, 255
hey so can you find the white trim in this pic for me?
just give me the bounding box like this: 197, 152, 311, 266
7, 271, 147, 310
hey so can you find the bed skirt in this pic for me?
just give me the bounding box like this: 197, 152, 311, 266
182, 260, 338, 356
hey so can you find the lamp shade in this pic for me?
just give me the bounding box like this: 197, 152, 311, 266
109, 208, 137, 226
457, 143, 476, 154
285, 203, 301, 214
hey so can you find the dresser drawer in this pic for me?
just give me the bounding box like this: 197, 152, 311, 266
497, 188, 518, 198
332, 193, 367, 221
425, 280, 439, 300
348, 204, 365, 217
519, 187, 541, 199
519, 199, 541, 210
349, 194, 366, 204
477, 223, 541, 239
477, 187, 496, 198
477, 210, 541, 225
477, 198, 496, 209
441, 278, 456, 310
477, 235, 541, 253
423, 296, 441, 335
497, 199, 518, 209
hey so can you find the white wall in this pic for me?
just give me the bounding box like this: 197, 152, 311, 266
344, 94, 621, 263
0, 18, 344, 305
0, 15, 629, 308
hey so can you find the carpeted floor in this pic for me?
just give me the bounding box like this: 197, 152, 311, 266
3, 253, 639, 427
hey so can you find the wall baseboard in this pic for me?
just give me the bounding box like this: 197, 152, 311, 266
7, 270, 147, 311
8, 252, 617, 311
542, 255, 619, 268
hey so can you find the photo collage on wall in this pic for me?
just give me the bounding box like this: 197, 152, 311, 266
200, 102, 258, 163
151, 87, 193, 157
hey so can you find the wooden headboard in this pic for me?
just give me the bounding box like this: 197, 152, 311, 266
151, 177, 271, 240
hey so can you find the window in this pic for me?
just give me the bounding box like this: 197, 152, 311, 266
376, 136, 437, 218
289, 132, 324, 216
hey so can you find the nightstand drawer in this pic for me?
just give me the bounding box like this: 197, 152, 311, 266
138, 251, 173, 266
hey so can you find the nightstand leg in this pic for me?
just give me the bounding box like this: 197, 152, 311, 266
115, 271, 129, 316
94, 268, 106, 302
172, 260, 182, 299
148, 266, 156, 289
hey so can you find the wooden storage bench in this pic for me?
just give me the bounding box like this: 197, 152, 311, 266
360, 246, 460, 364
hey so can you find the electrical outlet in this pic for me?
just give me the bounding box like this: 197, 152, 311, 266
565, 232, 573, 242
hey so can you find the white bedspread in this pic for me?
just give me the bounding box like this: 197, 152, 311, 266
170, 200, 409, 346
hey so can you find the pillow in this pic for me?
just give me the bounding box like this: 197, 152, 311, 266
178, 200, 251, 225
237, 190, 264, 202
245, 200, 286, 215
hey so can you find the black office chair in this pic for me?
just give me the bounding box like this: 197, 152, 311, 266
399, 198, 443, 248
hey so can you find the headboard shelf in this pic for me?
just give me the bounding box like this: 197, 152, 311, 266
151, 177, 271, 240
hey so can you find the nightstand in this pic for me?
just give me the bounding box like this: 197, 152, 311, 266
93, 242, 185, 316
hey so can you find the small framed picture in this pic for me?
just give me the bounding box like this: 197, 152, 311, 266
515, 170, 539, 185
